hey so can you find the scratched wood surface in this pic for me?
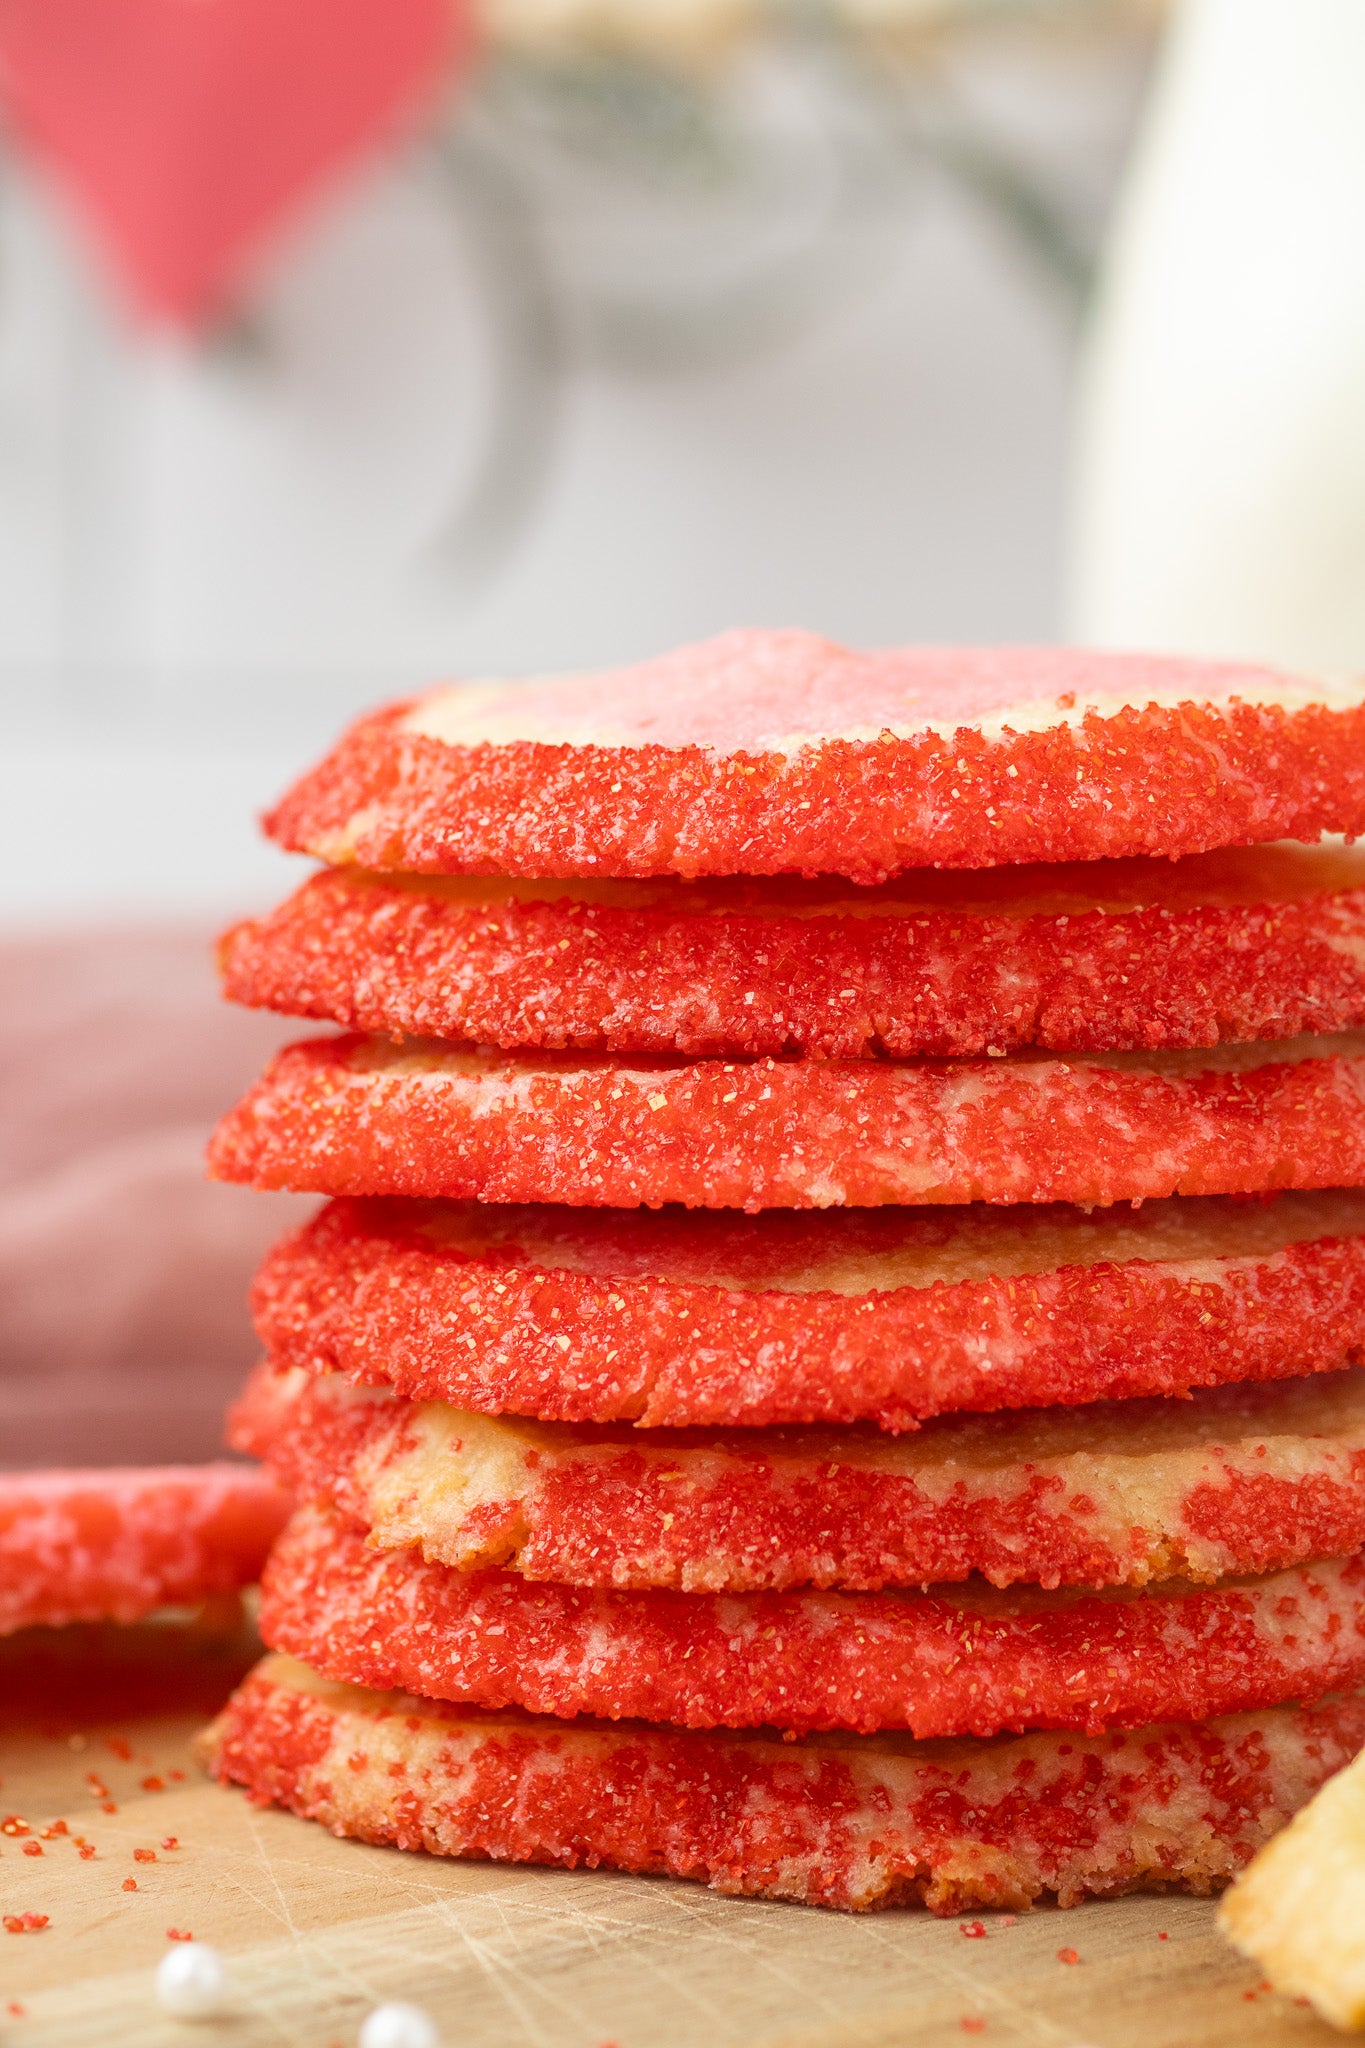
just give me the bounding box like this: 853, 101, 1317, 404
0, 1620, 1338, 2048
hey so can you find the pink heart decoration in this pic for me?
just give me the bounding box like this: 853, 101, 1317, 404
0, 0, 467, 326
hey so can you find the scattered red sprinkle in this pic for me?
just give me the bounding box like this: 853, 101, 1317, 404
168, 1770, 185, 1783
6, 2002, 24, 2017
161, 1837, 179, 1851
1, 1816, 30, 1837
1000, 1915, 1017, 1928
122, 1879, 138, 1893
3, 1914, 48, 1933
961, 2020, 986, 2035
105, 1737, 132, 1762
78, 1845, 96, 1860
101, 1802, 119, 1816
1243, 1990, 1259, 2002
1057, 1948, 1080, 1966
960, 1921, 987, 1939
21, 1841, 42, 1857
140, 1776, 165, 1794
1158, 1931, 1169, 1941
133, 1849, 156, 1863
166, 1928, 193, 1942
41, 1820, 69, 1839
84, 1775, 109, 1798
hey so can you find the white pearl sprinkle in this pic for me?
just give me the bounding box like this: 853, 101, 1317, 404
359, 2003, 441, 2048
155, 1942, 230, 2019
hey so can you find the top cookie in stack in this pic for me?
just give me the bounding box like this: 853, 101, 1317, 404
203, 633, 1365, 1917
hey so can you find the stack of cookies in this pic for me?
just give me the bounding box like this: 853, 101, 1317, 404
203, 632, 1365, 1914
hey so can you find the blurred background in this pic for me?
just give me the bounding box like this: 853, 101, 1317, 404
2, 0, 1362, 1463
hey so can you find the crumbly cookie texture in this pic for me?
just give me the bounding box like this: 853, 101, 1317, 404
250, 1190, 1365, 1430
219, 843, 1365, 1059
0, 1465, 289, 1633
232, 1362, 1365, 1593
261, 632, 1365, 880
1220, 1738, 1365, 2028
199, 1651, 1365, 1914
258, 1500, 1365, 1741
207, 1030, 1365, 1210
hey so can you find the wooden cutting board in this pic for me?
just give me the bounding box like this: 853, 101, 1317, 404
0, 1621, 1336, 2048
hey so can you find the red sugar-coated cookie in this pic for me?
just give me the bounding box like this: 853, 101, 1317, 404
232, 1363, 1365, 1593
220, 842, 1365, 1059
207, 1031, 1365, 1210
260, 1500, 1365, 1740
261, 633, 1365, 881
0, 1465, 290, 1633
200, 1651, 1365, 1913
252, 1190, 1365, 1431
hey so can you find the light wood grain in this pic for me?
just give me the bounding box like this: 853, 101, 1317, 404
0, 1630, 1340, 2048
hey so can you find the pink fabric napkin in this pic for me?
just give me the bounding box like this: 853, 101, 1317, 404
0, 927, 312, 1467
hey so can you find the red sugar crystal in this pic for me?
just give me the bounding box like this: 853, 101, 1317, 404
236, 1363, 1365, 1594
207, 1031, 1365, 1212
250, 1188, 1365, 1431
199, 1651, 1365, 1914
0, 1466, 289, 1633
258, 1502, 1365, 1740
261, 634, 1365, 881
220, 843, 1365, 1060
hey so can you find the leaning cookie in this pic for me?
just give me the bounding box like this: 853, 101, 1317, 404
219, 842, 1365, 1060
258, 1500, 1365, 1740
208, 1031, 1365, 1210
250, 1190, 1365, 1430
261, 632, 1365, 881
0, 1465, 290, 1632
231, 1363, 1365, 1593
199, 1652, 1365, 1913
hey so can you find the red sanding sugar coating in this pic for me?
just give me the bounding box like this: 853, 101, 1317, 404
207, 1031, 1365, 1210
232, 1363, 1365, 1593
0, 1465, 290, 1633
252, 1190, 1365, 1430
219, 842, 1365, 1059
260, 1500, 1365, 1740
201, 1650, 1365, 1912
261, 633, 1365, 881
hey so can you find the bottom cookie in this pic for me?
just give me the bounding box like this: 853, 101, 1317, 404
199, 1652, 1365, 1914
